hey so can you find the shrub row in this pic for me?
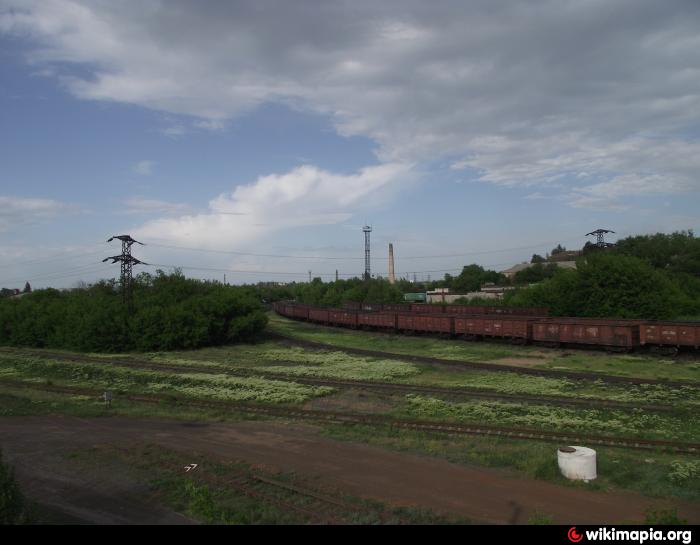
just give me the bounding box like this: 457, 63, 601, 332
0, 271, 267, 352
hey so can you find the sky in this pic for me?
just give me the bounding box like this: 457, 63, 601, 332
1, 0, 699, 289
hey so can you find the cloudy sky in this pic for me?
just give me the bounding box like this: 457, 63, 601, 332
1, 0, 699, 288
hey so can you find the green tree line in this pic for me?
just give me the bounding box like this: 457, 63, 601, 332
0, 270, 267, 352
505, 231, 700, 319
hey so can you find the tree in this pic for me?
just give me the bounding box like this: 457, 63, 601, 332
513, 263, 559, 284
551, 244, 566, 255
531, 254, 546, 264
507, 253, 692, 319
22, 282, 31, 294
451, 264, 505, 293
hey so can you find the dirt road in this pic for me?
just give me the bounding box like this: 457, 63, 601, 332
1, 416, 696, 524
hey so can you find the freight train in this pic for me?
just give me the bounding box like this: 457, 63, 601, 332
272, 302, 700, 354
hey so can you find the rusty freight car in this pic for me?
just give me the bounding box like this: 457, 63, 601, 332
483, 306, 549, 316
455, 315, 536, 342
444, 304, 486, 315
532, 318, 641, 349
308, 307, 329, 324
358, 311, 397, 330
328, 309, 358, 328
409, 304, 446, 314
640, 321, 700, 350
397, 313, 454, 335
382, 303, 411, 312
291, 305, 310, 320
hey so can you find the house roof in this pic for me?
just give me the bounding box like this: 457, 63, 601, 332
500, 262, 532, 274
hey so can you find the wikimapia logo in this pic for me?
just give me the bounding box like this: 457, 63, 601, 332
567, 527, 693, 544
569, 528, 584, 543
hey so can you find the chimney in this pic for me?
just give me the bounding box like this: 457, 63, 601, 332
388, 243, 396, 284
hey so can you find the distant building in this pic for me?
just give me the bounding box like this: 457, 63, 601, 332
403, 292, 427, 302
425, 285, 515, 303
500, 262, 532, 280
500, 254, 580, 279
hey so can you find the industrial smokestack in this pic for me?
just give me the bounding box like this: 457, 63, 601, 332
388, 243, 395, 284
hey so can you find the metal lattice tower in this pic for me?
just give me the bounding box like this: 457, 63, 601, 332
363, 225, 372, 280
103, 235, 146, 312
585, 229, 616, 248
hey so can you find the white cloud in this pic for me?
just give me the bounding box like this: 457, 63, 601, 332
2, 1, 700, 210
158, 125, 186, 138
134, 162, 411, 248
133, 160, 155, 175
193, 119, 226, 131
0, 195, 74, 232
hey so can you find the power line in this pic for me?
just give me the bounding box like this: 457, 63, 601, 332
3, 234, 586, 287
0, 248, 106, 270
143, 236, 584, 262
0, 263, 115, 285
147, 242, 363, 260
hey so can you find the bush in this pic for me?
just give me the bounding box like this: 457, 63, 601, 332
0, 271, 268, 352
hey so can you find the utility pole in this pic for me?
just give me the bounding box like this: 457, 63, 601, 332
335, 269, 338, 282
363, 225, 372, 280
308, 270, 312, 282
103, 235, 147, 312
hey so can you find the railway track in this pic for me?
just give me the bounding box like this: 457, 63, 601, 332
268, 332, 699, 389
3, 378, 698, 455
0, 347, 684, 413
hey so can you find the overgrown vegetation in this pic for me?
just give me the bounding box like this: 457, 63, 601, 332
502, 231, 700, 319
506, 252, 696, 319
0, 356, 333, 404
400, 395, 697, 441
0, 270, 267, 352
254, 276, 404, 306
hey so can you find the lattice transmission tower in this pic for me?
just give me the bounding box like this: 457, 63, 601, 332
585, 229, 616, 248
103, 235, 147, 312
363, 225, 372, 280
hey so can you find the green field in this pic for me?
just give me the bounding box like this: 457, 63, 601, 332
1, 322, 699, 523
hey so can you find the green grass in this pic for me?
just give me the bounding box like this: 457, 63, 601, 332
0, 356, 333, 404
3, 345, 698, 409
2, 381, 698, 506
400, 367, 700, 407
2, 339, 698, 507
395, 395, 699, 441
542, 353, 700, 381
0, 384, 255, 421
268, 313, 700, 382
259, 346, 421, 380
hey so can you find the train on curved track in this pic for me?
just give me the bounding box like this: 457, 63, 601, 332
273, 301, 700, 354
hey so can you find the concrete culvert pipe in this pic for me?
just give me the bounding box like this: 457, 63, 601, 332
557, 446, 597, 481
